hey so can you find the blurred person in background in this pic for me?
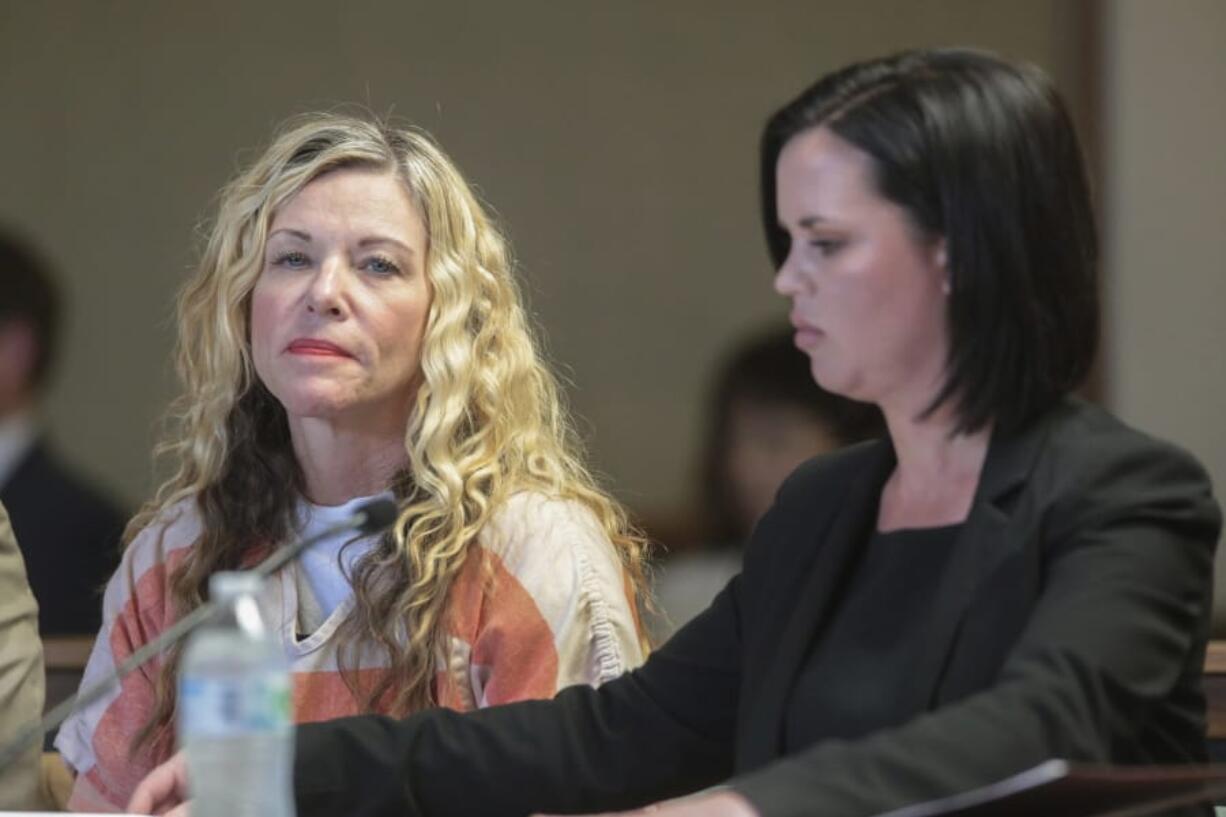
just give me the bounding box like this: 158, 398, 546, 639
0, 229, 127, 636
652, 326, 882, 639
56, 114, 649, 812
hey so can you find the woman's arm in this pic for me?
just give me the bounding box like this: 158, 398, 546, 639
450, 494, 644, 709
57, 505, 196, 812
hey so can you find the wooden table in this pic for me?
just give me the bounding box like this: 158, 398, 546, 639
1205, 642, 1226, 739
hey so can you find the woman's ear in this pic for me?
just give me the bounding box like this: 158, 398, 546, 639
933, 239, 950, 294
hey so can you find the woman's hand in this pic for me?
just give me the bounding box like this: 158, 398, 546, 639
535, 789, 758, 817
127, 751, 191, 816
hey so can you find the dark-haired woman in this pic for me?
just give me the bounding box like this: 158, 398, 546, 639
132, 49, 1222, 817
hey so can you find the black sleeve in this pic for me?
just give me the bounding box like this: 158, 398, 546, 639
293, 571, 745, 817
731, 437, 1221, 817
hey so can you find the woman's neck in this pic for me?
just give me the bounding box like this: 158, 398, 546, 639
876, 401, 991, 532
288, 416, 408, 506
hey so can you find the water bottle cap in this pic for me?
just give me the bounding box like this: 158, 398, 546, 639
208, 571, 263, 601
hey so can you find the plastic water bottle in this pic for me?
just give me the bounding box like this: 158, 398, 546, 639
178, 571, 294, 817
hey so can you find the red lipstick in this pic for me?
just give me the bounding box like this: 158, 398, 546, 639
286, 338, 353, 358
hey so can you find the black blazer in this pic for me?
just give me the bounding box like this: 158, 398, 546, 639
294, 399, 1222, 817
0, 439, 126, 635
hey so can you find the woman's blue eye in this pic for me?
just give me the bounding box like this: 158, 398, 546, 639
364, 255, 401, 275
272, 250, 310, 268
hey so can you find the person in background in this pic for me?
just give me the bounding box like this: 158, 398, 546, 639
57, 114, 649, 812
0, 500, 45, 810
0, 229, 127, 636
653, 326, 882, 639
131, 50, 1222, 817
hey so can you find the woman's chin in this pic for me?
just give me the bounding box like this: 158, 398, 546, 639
276, 392, 357, 423
278, 394, 414, 433
809, 362, 849, 397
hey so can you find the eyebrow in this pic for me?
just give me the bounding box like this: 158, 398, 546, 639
356, 236, 415, 256
268, 228, 312, 242
267, 229, 415, 256
776, 216, 832, 232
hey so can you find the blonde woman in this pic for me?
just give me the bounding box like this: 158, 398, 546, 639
55, 114, 649, 812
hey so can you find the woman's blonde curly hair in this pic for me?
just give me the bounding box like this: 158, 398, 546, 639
129, 113, 649, 754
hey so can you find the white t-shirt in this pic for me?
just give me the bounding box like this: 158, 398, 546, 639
292, 491, 391, 634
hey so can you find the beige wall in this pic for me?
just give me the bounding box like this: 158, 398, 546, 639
1102, 0, 1226, 626
0, 1, 1078, 523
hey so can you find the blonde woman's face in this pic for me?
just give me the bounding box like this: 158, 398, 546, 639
251, 167, 431, 433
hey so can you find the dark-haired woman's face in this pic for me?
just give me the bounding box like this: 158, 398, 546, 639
773, 127, 949, 413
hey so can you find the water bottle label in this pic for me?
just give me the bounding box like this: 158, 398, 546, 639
179, 672, 292, 738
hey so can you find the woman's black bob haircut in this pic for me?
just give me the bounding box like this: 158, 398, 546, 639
761, 49, 1099, 435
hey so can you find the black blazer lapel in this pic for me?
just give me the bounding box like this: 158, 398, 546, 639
739, 443, 892, 771
899, 415, 1053, 714
897, 496, 1016, 716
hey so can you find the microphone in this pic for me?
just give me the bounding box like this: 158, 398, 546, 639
0, 496, 399, 770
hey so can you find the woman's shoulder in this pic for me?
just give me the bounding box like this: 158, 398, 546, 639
478, 491, 613, 570
1021, 398, 1220, 542
475, 491, 635, 631
1033, 398, 1214, 499
121, 496, 202, 569
109, 497, 203, 599
1046, 396, 1196, 450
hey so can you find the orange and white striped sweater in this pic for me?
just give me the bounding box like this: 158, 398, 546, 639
56, 492, 644, 812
